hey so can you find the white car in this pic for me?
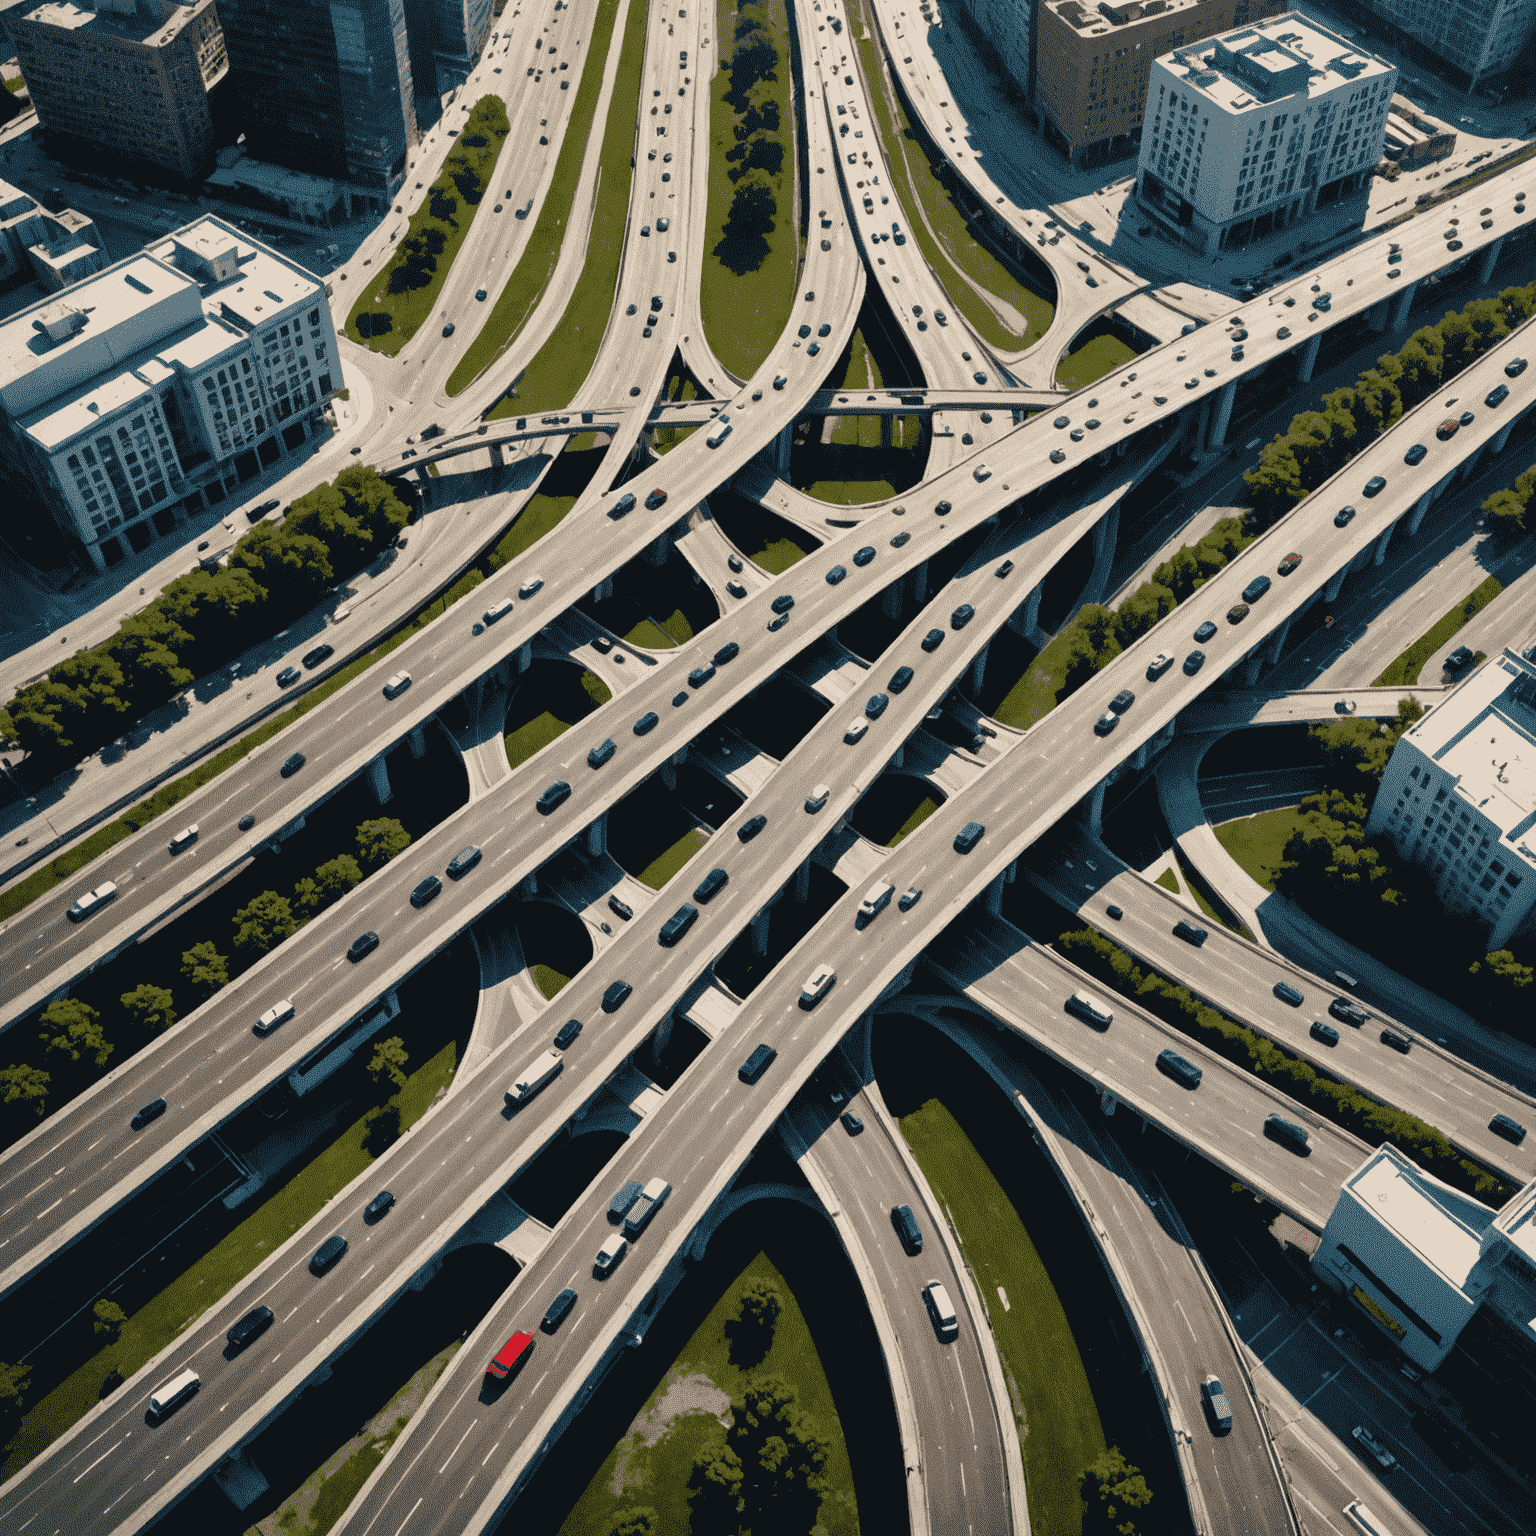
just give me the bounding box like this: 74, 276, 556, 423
844, 718, 869, 744
923, 1280, 959, 1339
518, 577, 544, 598
382, 671, 411, 699
800, 967, 836, 1007
1146, 651, 1175, 679
973, 463, 991, 481
805, 783, 830, 813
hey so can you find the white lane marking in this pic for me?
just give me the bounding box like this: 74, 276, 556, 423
481, 1441, 503, 1467
393, 1497, 422, 1536
72, 1438, 125, 1483
439, 1421, 476, 1474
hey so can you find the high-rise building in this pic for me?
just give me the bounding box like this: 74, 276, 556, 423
1366, 646, 1536, 950
0, 176, 110, 292
1135, 11, 1395, 253
1033, 0, 1286, 167
0, 216, 340, 570
1354, 0, 1536, 93
0, 0, 228, 182
958, 0, 1036, 103
215, 0, 416, 207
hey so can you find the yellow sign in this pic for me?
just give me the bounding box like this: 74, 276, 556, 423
1351, 1285, 1406, 1340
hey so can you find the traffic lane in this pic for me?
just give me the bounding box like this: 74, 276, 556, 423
1084, 868, 1536, 1181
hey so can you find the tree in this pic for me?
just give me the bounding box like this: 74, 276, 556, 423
1079, 1445, 1153, 1536
294, 854, 363, 918
1351, 368, 1403, 445
93, 1298, 127, 1341
0, 1063, 48, 1118
120, 983, 177, 1035
727, 1374, 830, 1532
157, 567, 268, 677
688, 1442, 745, 1532
1468, 949, 1535, 1018
368, 1035, 410, 1095
727, 1277, 783, 1366
230, 522, 333, 618
1482, 483, 1529, 542
180, 941, 229, 1001
1244, 436, 1306, 526
357, 817, 412, 871
0, 1359, 30, 1441
39, 998, 111, 1069
1113, 581, 1176, 649
1395, 327, 1445, 406
233, 890, 297, 957
606, 1509, 659, 1536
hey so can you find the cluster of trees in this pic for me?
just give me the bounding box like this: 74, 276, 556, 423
1056, 926, 1511, 1205
1482, 460, 1536, 542
688, 1374, 831, 1533
714, 1, 784, 276
0, 468, 410, 770
1244, 282, 1536, 526
725, 1275, 783, 1367
1079, 1446, 1153, 1536
0, 818, 411, 1131
1055, 517, 1252, 705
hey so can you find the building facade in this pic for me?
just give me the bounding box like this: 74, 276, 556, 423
0, 176, 109, 291
957, 0, 1036, 105
1366, 647, 1536, 950
1355, 0, 1536, 93
0, 216, 339, 570
1033, 0, 1287, 167
216, 0, 416, 206
1136, 11, 1395, 253
0, 0, 228, 181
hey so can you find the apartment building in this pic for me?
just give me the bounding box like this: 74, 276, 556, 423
956, 0, 1036, 100
0, 216, 339, 570
1136, 11, 1395, 252
0, 0, 228, 182
0, 176, 109, 292
1355, 0, 1536, 93
1034, 0, 1286, 167
1367, 647, 1536, 951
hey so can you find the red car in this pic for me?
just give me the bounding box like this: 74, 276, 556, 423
486, 1330, 534, 1380
1277, 552, 1303, 576
1436, 417, 1460, 440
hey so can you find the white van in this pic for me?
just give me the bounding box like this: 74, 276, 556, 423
483, 598, 514, 625
923, 1280, 959, 1339
382, 671, 411, 699
506, 1049, 563, 1106
254, 999, 296, 1036
67, 880, 118, 922
858, 882, 894, 925
595, 1231, 628, 1276
167, 825, 199, 854
1065, 991, 1113, 1028
805, 784, 830, 813
149, 1366, 200, 1418
800, 966, 836, 1008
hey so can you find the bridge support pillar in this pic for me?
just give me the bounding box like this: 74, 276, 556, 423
855, 1012, 875, 1081
1493, 420, 1515, 454
1010, 583, 1043, 641
489, 442, 505, 469
1462, 445, 1484, 480
586, 814, 607, 857
1268, 612, 1292, 664
911, 560, 928, 603
750, 908, 771, 955
880, 413, 893, 448
1391, 280, 1418, 329
1208, 379, 1237, 449
367, 753, 392, 804
1373, 523, 1394, 567
795, 858, 811, 903
774, 425, 793, 475
882, 577, 903, 618
1132, 740, 1148, 771
521, 870, 538, 897
1092, 500, 1120, 564
1479, 237, 1504, 286
661, 761, 677, 789
410, 1255, 443, 1291
408, 723, 427, 758
1099, 1088, 1118, 1116
1191, 396, 1212, 458
890, 743, 904, 768
1243, 650, 1264, 684
1432, 472, 1452, 502
1296, 333, 1322, 384
1367, 298, 1390, 332
1324, 565, 1347, 602
970, 642, 988, 695
645, 533, 669, 566
983, 871, 1006, 915
1086, 779, 1106, 836
1406, 489, 1432, 535
1116, 436, 1128, 457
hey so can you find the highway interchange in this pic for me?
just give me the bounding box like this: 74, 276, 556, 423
3, 1, 1536, 1532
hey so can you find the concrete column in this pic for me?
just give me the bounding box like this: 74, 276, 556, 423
969, 643, 988, 695
645, 533, 669, 565
1268, 612, 1292, 664
653, 1009, 675, 1055
408, 723, 427, 758
1367, 299, 1389, 332
1391, 280, 1418, 329
890, 743, 904, 768
774, 425, 793, 475
517, 641, 532, 673
750, 908, 771, 955
911, 561, 928, 603
1243, 650, 1264, 684
1478, 237, 1503, 286
86, 542, 107, 573
880, 412, 893, 448
1432, 473, 1452, 502
1406, 489, 1432, 536
1372, 523, 1393, 567
1086, 779, 1106, 836
882, 577, 903, 619
1296, 333, 1321, 384
1092, 500, 1121, 564
661, 762, 676, 789
1208, 379, 1237, 449
795, 859, 811, 903
489, 442, 505, 468
1006, 858, 1018, 885
1099, 1088, 1118, 1116
367, 753, 392, 804
413, 463, 433, 486
522, 871, 538, 896
673, 746, 689, 766
1132, 741, 1148, 771
1461, 445, 1484, 479
586, 814, 607, 857
1192, 397, 1211, 457
1493, 421, 1514, 454
983, 871, 1005, 914
1018, 583, 1042, 636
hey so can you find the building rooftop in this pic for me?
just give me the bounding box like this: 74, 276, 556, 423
11, 0, 204, 48
1044, 0, 1203, 35
1345, 1147, 1491, 1294
1490, 1179, 1536, 1269
1161, 10, 1394, 115
144, 216, 322, 329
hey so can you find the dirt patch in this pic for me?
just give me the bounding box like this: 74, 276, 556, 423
610, 1368, 732, 1492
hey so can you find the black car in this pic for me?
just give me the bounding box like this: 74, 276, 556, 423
688, 663, 716, 688
739, 1043, 778, 1084
1363, 476, 1387, 497
1105, 904, 1123, 920
1184, 650, 1205, 675
1093, 713, 1120, 737
891, 530, 910, 548
1173, 920, 1208, 946
607, 895, 633, 922
238, 813, 256, 831
610, 493, 636, 518
1193, 621, 1217, 643
446, 844, 482, 878
588, 738, 617, 768
954, 821, 985, 853
694, 867, 729, 902
658, 903, 699, 946
602, 981, 632, 1012
1109, 689, 1135, 714
714, 641, 740, 665
1404, 444, 1428, 466
1445, 645, 1474, 672
365, 1190, 396, 1221
1334, 504, 1357, 527
865, 692, 889, 719
841, 1111, 864, 1135
1273, 981, 1304, 1006
347, 931, 380, 962
541, 1287, 578, 1333
310, 1235, 349, 1275
633, 712, 659, 735
853, 545, 876, 567
1310, 1020, 1340, 1047
1328, 996, 1368, 1025
1380, 1029, 1413, 1054
738, 814, 767, 843
1487, 384, 1510, 407
889, 665, 914, 693
276, 666, 301, 688
771, 593, 795, 614
1156, 1049, 1203, 1090
410, 875, 442, 908
935, 500, 951, 516
921, 628, 944, 652
996, 560, 1014, 577
1506, 357, 1528, 377
131, 1097, 167, 1130
644, 488, 668, 509
1227, 603, 1250, 624
280, 751, 306, 778
825, 564, 847, 585
1490, 1113, 1528, 1146
1241, 576, 1272, 604
951, 604, 974, 629
302, 644, 334, 669
554, 1018, 583, 1049
227, 1305, 275, 1351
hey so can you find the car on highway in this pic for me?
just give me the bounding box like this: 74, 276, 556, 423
853, 545, 876, 567
310, 1234, 348, 1275
883, 666, 913, 696
1193, 620, 1217, 642
844, 718, 869, 744
1363, 476, 1387, 497
276, 666, 301, 687
518, 577, 544, 598
892, 530, 911, 547
1334, 504, 1357, 527
607, 895, 632, 922
1404, 443, 1428, 465
365, 1190, 395, 1221
588, 738, 617, 770
280, 751, 306, 777
1173, 919, 1207, 946
1276, 553, 1303, 577
934, 499, 951, 515
1105, 903, 1123, 920
246, 498, 281, 524
727, 579, 748, 598
973, 463, 991, 481
442, 323, 455, 337
898, 885, 922, 911
891, 1204, 923, 1253
553, 1017, 583, 1051
954, 821, 985, 853
63, 877, 118, 928
1437, 417, 1461, 439
1334, 699, 1357, 714
738, 815, 767, 843
1329, 996, 1369, 1025
1050, 448, 1067, 464
541, 1288, 578, 1332
739, 1043, 777, 1084
483, 598, 513, 625
227, 1304, 275, 1352
1351, 1425, 1397, 1475
800, 967, 836, 1007
601, 981, 632, 1013
771, 593, 795, 614
610, 492, 636, 518
1241, 575, 1271, 603
923, 1280, 959, 1340
1093, 712, 1119, 737
825, 564, 846, 585
865, 692, 889, 719
633, 712, 659, 735
1490, 1113, 1527, 1145
131, 1096, 167, 1129
1226, 603, 1250, 624
1147, 651, 1175, 679
537, 781, 572, 814
656, 216, 669, 232
695, 868, 730, 904
1273, 981, 1304, 1006
410, 876, 442, 908
1445, 645, 1475, 672
840, 1111, 864, 1135
1380, 1028, 1413, 1054
714, 640, 740, 665
688, 663, 716, 689
951, 603, 974, 629
346, 931, 379, 962
645, 488, 668, 509
594, 1233, 627, 1276
1109, 688, 1135, 714
921, 628, 944, 651
1507, 357, 1527, 377
475, 288, 487, 301
805, 784, 830, 813
382, 671, 411, 699
1201, 1375, 1233, 1432
1310, 1020, 1340, 1047
1157, 1049, 1203, 1090
1264, 1114, 1311, 1155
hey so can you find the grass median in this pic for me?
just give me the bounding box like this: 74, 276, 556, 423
486, 0, 649, 419
1056, 324, 1142, 392
346, 97, 510, 356
1213, 807, 1305, 892
447, 0, 628, 395
1372, 573, 1502, 686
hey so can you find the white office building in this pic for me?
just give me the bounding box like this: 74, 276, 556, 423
0, 216, 339, 571
1356, 0, 1536, 94
1368, 647, 1536, 950
1136, 11, 1395, 253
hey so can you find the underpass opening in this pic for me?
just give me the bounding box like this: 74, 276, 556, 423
1055, 312, 1154, 393
631, 1011, 710, 1090
706, 484, 822, 572
713, 862, 849, 998
501, 659, 613, 771
574, 541, 720, 650
149, 1244, 521, 1536
504, 1128, 629, 1229
506, 899, 594, 1000
849, 774, 946, 848
606, 765, 732, 892
717, 673, 831, 760
650, 352, 711, 457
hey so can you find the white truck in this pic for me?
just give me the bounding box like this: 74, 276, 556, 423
623, 1177, 672, 1238
857, 881, 894, 925
506, 1049, 563, 1107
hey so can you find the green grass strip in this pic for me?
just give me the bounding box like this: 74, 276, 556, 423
902, 1098, 1105, 1535
888, 793, 937, 846
991, 628, 1069, 732
1056, 331, 1141, 393
1154, 867, 1179, 895
801, 478, 898, 505
1213, 806, 1307, 894
1372, 574, 1502, 687
700, 0, 803, 379
0, 1039, 459, 1478
0, 565, 489, 926
484, 0, 649, 418
636, 825, 709, 888
446, 0, 627, 395
486, 493, 578, 570
345, 97, 511, 356
847, 0, 1051, 352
